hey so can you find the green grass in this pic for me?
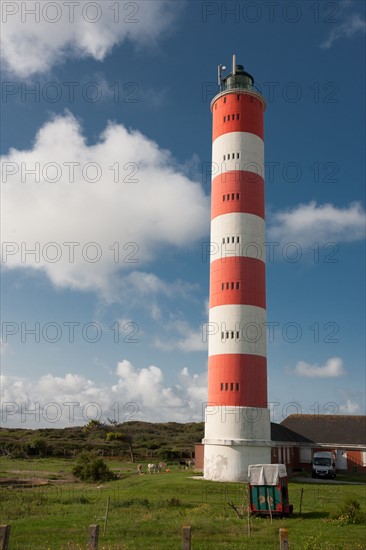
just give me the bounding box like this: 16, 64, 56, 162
0, 458, 365, 549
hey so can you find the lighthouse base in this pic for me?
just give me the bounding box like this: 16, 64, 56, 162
203, 406, 271, 482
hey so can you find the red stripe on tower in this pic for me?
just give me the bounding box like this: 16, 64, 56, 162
203, 55, 271, 482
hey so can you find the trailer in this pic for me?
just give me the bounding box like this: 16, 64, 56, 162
248, 464, 293, 517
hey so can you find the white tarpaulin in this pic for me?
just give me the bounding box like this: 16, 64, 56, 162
248, 464, 287, 486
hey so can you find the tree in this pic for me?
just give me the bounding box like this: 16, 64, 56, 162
82, 420, 107, 435
106, 431, 135, 463
28, 436, 47, 457
72, 452, 116, 482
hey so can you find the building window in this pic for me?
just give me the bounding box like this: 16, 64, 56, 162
236, 193, 240, 200
237, 153, 240, 159
237, 94, 240, 100
231, 331, 234, 339
300, 448, 312, 463
221, 332, 224, 340
223, 154, 226, 161
222, 237, 225, 244
227, 194, 230, 200
223, 195, 225, 201
221, 282, 224, 290
231, 236, 234, 243
224, 116, 226, 122
226, 282, 229, 289
220, 383, 224, 390
231, 193, 235, 200
230, 383, 234, 391
236, 383, 239, 391
236, 282, 240, 290
225, 383, 228, 390
236, 114, 240, 120
224, 97, 226, 103
231, 282, 234, 289
236, 236, 240, 243
226, 237, 230, 243
226, 331, 229, 339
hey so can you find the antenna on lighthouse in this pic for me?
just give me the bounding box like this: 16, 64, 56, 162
232, 54, 236, 75
217, 64, 227, 91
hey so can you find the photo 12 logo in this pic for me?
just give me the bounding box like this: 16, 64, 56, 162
1, 400, 140, 424
1, 80, 140, 104
201, 1, 341, 24
1, 320, 140, 344
2, 241, 140, 264
1, 2, 140, 24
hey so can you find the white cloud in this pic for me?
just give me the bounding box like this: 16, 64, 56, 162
320, 12, 366, 49
0, 361, 208, 428
1, 1, 181, 77
1, 112, 210, 297
294, 357, 346, 378
336, 387, 365, 415
339, 399, 361, 414
268, 201, 365, 245
154, 319, 207, 353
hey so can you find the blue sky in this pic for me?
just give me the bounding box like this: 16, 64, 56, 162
1, 0, 365, 428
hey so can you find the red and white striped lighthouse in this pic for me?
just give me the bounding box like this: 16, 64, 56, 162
203, 56, 271, 482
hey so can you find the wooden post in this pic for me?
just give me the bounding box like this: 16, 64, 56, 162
266, 487, 273, 523
88, 524, 99, 550
299, 488, 304, 516
182, 526, 191, 550
0, 525, 10, 550
247, 505, 251, 538
103, 497, 110, 535
279, 528, 289, 550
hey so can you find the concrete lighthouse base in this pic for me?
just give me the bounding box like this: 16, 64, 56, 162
203, 406, 271, 482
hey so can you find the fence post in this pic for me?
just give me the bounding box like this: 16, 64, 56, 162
299, 488, 304, 516
279, 528, 289, 549
182, 526, 191, 550
103, 497, 110, 535
0, 525, 10, 550
88, 524, 99, 550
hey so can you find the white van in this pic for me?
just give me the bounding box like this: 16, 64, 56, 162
312, 451, 336, 479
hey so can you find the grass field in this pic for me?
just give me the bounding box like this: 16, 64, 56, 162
0, 457, 365, 549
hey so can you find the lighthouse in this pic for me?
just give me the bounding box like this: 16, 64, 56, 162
203, 56, 271, 482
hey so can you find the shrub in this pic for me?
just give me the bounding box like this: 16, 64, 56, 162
72, 452, 116, 482
332, 496, 365, 524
